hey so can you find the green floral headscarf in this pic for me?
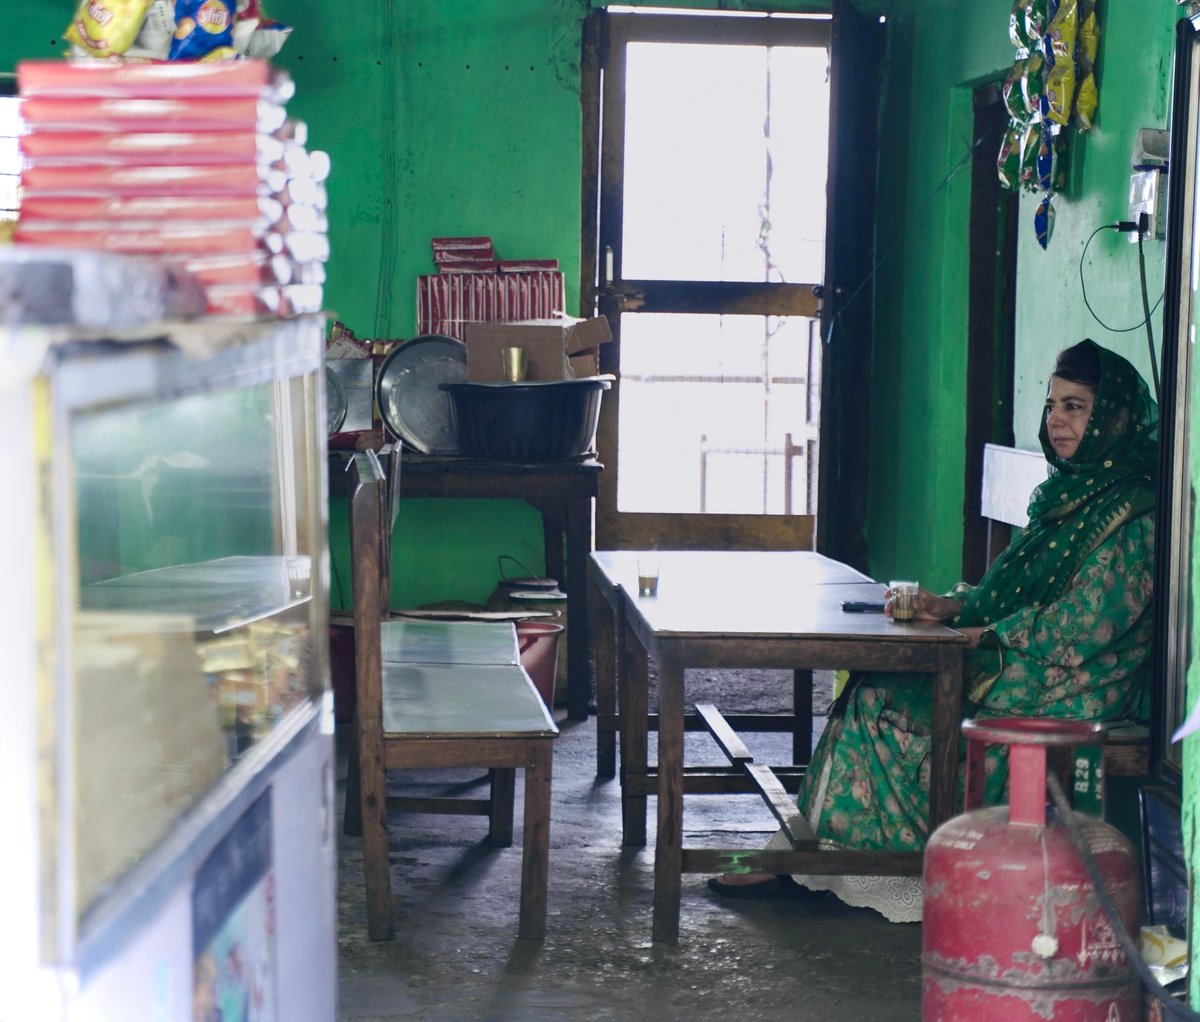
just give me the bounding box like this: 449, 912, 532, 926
956, 339, 1157, 632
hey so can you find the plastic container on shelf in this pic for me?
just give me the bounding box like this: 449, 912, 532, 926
440, 376, 612, 461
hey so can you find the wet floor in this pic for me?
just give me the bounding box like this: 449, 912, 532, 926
335, 669, 925, 1021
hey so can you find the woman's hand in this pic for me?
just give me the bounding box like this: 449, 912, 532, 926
884, 585, 960, 622
954, 626, 987, 649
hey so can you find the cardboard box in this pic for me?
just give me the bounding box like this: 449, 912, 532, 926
464, 315, 612, 381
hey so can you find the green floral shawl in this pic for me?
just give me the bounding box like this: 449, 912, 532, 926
954, 341, 1157, 695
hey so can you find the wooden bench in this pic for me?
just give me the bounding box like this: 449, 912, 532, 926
338, 450, 559, 940
980, 443, 1149, 778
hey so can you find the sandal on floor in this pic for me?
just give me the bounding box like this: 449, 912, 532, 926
706, 874, 809, 899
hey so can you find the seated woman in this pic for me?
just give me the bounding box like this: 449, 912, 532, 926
711, 338, 1158, 921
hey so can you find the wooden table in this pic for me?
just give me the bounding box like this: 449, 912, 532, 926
591, 551, 872, 777
589, 549, 969, 942
399, 453, 602, 720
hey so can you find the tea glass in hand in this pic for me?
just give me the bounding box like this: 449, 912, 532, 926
889, 580, 919, 622
637, 556, 660, 597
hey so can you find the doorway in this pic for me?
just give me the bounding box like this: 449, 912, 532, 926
582, 7, 851, 552
961, 82, 1019, 582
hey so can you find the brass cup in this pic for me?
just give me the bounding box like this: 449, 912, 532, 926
501, 346, 529, 382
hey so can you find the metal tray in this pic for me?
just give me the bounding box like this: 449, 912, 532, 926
375, 335, 468, 455
325, 364, 347, 434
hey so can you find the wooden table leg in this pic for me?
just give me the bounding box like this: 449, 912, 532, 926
792, 668, 813, 764
652, 641, 684, 943
488, 767, 516, 847
927, 645, 965, 832
592, 563, 617, 778
621, 620, 648, 847
565, 496, 591, 721
517, 741, 553, 940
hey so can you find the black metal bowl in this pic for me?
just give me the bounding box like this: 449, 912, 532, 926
439, 376, 612, 461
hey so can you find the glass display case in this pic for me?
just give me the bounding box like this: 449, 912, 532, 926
0, 316, 336, 1019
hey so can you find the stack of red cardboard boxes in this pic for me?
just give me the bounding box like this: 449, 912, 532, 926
13, 59, 329, 319
417, 235, 564, 338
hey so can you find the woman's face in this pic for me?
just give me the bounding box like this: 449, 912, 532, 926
1044, 374, 1096, 460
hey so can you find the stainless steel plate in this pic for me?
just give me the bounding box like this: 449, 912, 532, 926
376, 335, 467, 455
326, 357, 374, 433
325, 364, 348, 434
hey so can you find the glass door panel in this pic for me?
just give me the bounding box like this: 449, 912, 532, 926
617, 312, 819, 514
622, 41, 829, 284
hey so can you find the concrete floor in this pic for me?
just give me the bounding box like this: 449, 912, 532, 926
335, 668, 926, 1021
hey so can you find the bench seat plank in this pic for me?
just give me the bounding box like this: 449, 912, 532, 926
745, 763, 817, 847
695, 702, 754, 764
382, 662, 558, 737
381, 618, 521, 666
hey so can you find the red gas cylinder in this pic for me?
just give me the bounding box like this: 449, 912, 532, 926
922, 717, 1141, 1021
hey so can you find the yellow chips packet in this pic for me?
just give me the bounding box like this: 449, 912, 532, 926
65, 0, 156, 59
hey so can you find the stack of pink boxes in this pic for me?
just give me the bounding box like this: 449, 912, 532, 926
14, 59, 329, 319
417, 235, 563, 338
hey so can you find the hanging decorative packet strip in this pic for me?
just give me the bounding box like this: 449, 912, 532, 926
997, 0, 1099, 248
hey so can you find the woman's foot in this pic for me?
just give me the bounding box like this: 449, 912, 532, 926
707, 873, 808, 898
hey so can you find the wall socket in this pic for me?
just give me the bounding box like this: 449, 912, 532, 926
1129, 169, 1165, 242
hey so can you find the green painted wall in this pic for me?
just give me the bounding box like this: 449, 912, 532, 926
269, 1, 595, 608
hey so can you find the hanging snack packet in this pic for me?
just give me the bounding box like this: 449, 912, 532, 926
1024, 0, 1052, 47
1003, 60, 1028, 121
997, 121, 1025, 191
168, 0, 235, 60
1021, 51, 1046, 120
1010, 0, 1034, 51
1019, 121, 1042, 191
1043, 0, 1078, 125
65, 0, 155, 58
1075, 1, 1100, 131
1036, 121, 1056, 193
1034, 195, 1056, 249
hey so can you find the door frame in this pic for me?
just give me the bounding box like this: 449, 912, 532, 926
961, 81, 1018, 582
581, 8, 832, 552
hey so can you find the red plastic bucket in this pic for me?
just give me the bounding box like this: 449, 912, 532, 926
515, 620, 564, 710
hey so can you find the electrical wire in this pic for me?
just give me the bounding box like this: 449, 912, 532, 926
1136, 226, 1162, 400
1047, 773, 1199, 1020
1079, 222, 1166, 342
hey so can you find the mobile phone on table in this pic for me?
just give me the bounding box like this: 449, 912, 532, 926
841, 600, 885, 613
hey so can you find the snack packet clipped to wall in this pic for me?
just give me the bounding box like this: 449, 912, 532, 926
997, 121, 1024, 190
1034, 194, 1055, 249
1042, 0, 1078, 126
1075, 0, 1100, 131
1035, 122, 1068, 193
1024, 0, 1054, 48
1002, 59, 1028, 121
1019, 120, 1042, 190
65, 0, 155, 58
1021, 51, 1046, 119
1009, 0, 1035, 51
168, 0, 235, 60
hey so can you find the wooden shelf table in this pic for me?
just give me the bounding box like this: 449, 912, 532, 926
400, 453, 602, 720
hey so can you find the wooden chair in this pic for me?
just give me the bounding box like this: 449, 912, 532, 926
339, 451, 559, 940
980, 443, 1149, 779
